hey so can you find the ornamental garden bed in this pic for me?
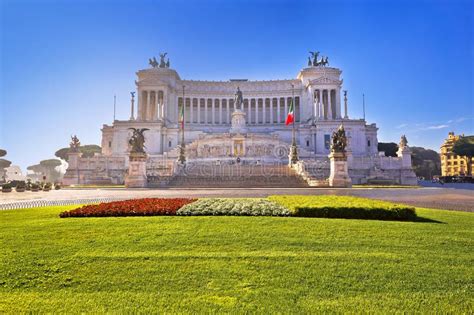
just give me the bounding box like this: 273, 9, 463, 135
59, 198, 197, 217
59, 196, 417, 221
177, 198, 290, 216
269, 195, 417, 220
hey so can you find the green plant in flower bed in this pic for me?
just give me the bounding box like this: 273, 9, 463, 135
269, 195, 417, 220
59, 198, 197, 217
177, 198, 290, 216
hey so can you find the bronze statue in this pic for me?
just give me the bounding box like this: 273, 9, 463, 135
399, 135, 408, 149
159, 52, 167, 68
309, 51, 320, 67
149, 57, 158, 68
128, 128, 149, 153
331, 125, 347, 153
70, 135, 81, 152
165, 58, 170, 68
234, 87, 243, 110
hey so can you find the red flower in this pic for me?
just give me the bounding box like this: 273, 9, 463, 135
59, 198, 197, 218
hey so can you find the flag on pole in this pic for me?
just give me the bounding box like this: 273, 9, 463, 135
285, 98, 294, 125
180, 103, 185, 129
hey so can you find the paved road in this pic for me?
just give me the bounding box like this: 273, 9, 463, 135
1, 187, 473, 212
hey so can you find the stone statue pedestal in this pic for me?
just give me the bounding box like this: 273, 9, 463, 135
125, 152, 147, 188
328, 151, 352, 187
229, 109, 247, 134
397, 146, 418, 185
63, 151, 81, 185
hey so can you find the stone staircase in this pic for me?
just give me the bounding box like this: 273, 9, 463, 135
166, 162, 309, 188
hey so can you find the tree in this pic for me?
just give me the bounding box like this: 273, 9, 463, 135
378, 142, 398, 157
0, 149, 6, 157
452, 135, 474, 176
27, 159, 63, 182
411, 147, 441, 179
55, 145, 101, 161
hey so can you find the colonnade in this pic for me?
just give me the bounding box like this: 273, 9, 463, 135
178, 97, 300, 125
313, 89, 340, 120
138, 90, 167, 121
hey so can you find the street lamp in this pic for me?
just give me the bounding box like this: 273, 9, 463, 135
177, 85, 186, 164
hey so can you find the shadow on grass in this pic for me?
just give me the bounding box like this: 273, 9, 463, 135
411, 216, 444, 224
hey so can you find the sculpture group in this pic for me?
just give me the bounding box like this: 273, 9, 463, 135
128, 128, 149, 153
149, 52, 170, 68
308, 51, 329, 67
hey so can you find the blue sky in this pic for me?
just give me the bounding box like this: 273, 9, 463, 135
1, 0, 473, 170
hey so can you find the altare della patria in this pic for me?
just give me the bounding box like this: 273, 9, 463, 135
64, 52, 417, 187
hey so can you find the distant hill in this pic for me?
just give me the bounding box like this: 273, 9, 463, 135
378, 143, 440, 179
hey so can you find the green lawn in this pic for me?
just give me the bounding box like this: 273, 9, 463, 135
1, 204, 473, 313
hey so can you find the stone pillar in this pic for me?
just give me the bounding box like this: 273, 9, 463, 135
329, 151, 352, 187
247, 99, 252, 124
270, 99, 274, 124
212, 99, 215, 124
276, 97, 281, 124
328, 90, 333, 120
63, 151, 81, 185
146, 91, 151, 121
335, 88, 341, 119
262, 99, 266, 124
344, 91, 348, 119
190, 98, 194, 124
219, 100, 222, 124
125, 152, 147, 188
254, 99, 258, 124
284, 98, 288, 122
197, 99, 201, 124
204, 99, 208, 124
397, 145, 418, 185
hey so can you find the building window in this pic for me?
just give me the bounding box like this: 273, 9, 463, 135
368, 140, 371, 147
324, 134, 330, 150
108, 141, 112, 148
306, 140, 310, 147
168, 140, 172, 147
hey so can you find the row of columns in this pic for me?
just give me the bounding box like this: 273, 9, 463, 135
179, 97, 300, 125
138, 90, 167, 121
313, 89, 340, 120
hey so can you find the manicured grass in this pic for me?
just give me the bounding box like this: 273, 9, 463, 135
269, 195, 416, 220
0, 204, 473, 312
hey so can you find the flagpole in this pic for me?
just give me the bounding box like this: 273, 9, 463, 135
289, 83, 298, 165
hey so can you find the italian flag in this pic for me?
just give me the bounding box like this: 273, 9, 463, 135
285, 98, 294, 125
180, 103, 185, 129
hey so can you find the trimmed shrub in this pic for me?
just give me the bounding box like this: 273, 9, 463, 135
269, 195, 417, 221
177, 198, 290, 216
60, 198, 197, 218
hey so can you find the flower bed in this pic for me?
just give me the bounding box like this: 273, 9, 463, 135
59, 198, 197, 218
177, 198, 290, 216
269, 195, 417, 221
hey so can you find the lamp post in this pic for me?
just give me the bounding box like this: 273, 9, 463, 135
289, 84, 299, 165
177, 85, 186, 164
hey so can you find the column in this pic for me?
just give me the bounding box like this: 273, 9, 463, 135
157, 91, 162, 120
276, 98, 281, 124
197, 99, 201, 124
146, 90, 151, 120
204, 99, 208, 124
137, 90, 142, 120
219, 99, 222, 124
163, 90, 167, 119
270, 99, 274, 124
247, 99, 251, 123
284, 97, 288, 122
335, 88, 341, 119
212, 99, 215, 124
254, 99, 258, 124
190, 98, 194, 124
328, 89, 333, 120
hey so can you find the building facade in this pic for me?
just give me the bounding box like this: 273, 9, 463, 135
64, 54, 417, 186
440, 132, 473, 176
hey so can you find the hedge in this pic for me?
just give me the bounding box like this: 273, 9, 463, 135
269, 195, 417, 221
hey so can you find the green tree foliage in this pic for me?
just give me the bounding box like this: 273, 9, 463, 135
452, 135, 474, 176
55, 145, 101, 161
27, 159, 63, 182
378, 142, 398, 157
411, 147, 441, 179
0, 159, 12, 169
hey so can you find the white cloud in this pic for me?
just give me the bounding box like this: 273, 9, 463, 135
423, 124, 449, 130
396, 123, 408, 129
